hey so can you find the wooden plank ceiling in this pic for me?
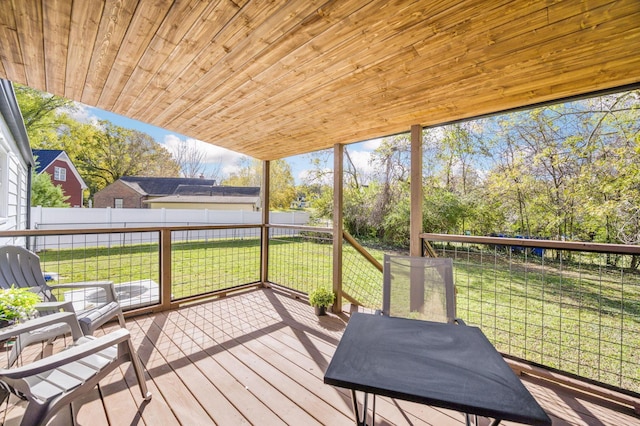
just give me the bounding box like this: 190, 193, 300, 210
0, 0, 638, 160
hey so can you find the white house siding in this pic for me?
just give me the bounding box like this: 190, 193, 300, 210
0, 125, 28, 230
0, 79, 33, 246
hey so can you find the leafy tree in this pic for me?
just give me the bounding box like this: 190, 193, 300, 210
31, 172, 70, 207
223, 158, 296, 210
14, 84, 75, 147
16, 85, 182, 197
75, 121, 180, 194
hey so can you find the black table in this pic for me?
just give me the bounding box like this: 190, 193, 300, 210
324, 313, 551, 426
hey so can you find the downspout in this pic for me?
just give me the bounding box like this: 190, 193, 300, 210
26, 163, 32, 250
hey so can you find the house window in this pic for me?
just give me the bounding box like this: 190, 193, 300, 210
114, 198, 123, 208
54, 166, 66, 181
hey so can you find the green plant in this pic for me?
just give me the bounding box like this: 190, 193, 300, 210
308, 286, 335, 308
0, 286, 41, 323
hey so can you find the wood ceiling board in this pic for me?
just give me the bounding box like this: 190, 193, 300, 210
146, 0, 330, 127
13, 0, 45, 90
113, 0, 224, 113
42, 0, 71, 96
0, 0, 638, 161
81, 0, 138, 105
128, 0, 285, 123
97, 0, 175, 109
160, 0, 341, 129
0, 1, 26, 83
65, 1, 103, 100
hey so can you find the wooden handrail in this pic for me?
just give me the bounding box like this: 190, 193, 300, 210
342, 230, 382, 272
421, 233, 640, 255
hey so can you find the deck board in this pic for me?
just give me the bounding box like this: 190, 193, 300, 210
1, 287, 639, 425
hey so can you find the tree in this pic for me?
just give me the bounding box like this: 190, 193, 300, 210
223, 158, 296, 210
31, 172, 70, 207
14, 84, 75, 147
76, 121, 180, 194
172, 139, 208, 178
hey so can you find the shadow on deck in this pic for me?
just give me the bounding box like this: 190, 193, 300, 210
2, 287, 639, 425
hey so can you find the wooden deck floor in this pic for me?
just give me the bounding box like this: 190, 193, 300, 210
2, 287, 639, 426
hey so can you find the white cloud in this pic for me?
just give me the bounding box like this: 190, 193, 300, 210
348, 150, 374, 177
66, 103, 101, 127
163, 134, 244, 163
360, 138, 382, 151
162, 135, 247, 177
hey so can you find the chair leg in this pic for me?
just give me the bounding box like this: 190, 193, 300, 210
42, 341, 54, 358
19, 400, 49, 426
117, 311, 127, 329
126, 339, 151, 401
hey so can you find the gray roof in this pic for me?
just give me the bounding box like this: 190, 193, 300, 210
144, 195, 260, 205
120, 176, 217, 196
119, 176, 260, 197
173, 185, 260, 197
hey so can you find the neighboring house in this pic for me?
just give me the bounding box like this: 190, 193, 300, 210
32, 149, 87, 207
0, 79, 33, 240
93, 176, 260, 210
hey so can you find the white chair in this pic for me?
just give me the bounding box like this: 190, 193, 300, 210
0, 312, 151, 426
0, 246, 126, 365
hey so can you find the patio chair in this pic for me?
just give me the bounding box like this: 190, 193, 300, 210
0, 312, 151, 426
0, 246, 126, 365
382, 254, 462, 324
382, 255, 474, 425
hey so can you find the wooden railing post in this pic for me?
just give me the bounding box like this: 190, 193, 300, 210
159, 228, 172, 311
332, 144, 343, 313
410, 124, 423, 257
261, 160, 270, 286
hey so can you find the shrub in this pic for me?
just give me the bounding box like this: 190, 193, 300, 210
0, 286, 41, 323
308, 286, 335, 308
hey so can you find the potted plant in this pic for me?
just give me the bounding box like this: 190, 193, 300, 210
308, 286, 335, 316
0, 286, 41, 328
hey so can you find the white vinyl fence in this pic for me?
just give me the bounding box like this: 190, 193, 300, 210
28, 207, 309, 250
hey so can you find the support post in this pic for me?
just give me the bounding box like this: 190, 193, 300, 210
410, 124, 423, 257
410, 125, 424, 311
332, 144, 344, 313
261, 160, 270, 287
160, 228, 172, 310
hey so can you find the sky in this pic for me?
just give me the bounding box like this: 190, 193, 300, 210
76, 103, 382, 185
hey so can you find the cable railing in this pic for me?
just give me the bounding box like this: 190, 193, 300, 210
267, 225, 333, 295
0, 225, 264, 313
422, 233, 640, 396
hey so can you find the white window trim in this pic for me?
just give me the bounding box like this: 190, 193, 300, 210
54, 166, 67, 182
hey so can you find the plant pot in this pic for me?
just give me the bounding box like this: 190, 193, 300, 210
314, 306, 326, 316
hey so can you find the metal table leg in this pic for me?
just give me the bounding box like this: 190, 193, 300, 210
350, 390, 376, 426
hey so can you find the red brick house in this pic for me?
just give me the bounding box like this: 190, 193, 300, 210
32, 149, 87, 207
93, 176, 259, 210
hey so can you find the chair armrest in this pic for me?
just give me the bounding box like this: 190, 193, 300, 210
35, 301, 76, 313
454, 317, 466, 325
54, 281, 117, 303
0, 328, 130, 378
0, 312, 83, 342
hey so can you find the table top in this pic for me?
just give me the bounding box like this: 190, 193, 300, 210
324, 313, 551, 426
